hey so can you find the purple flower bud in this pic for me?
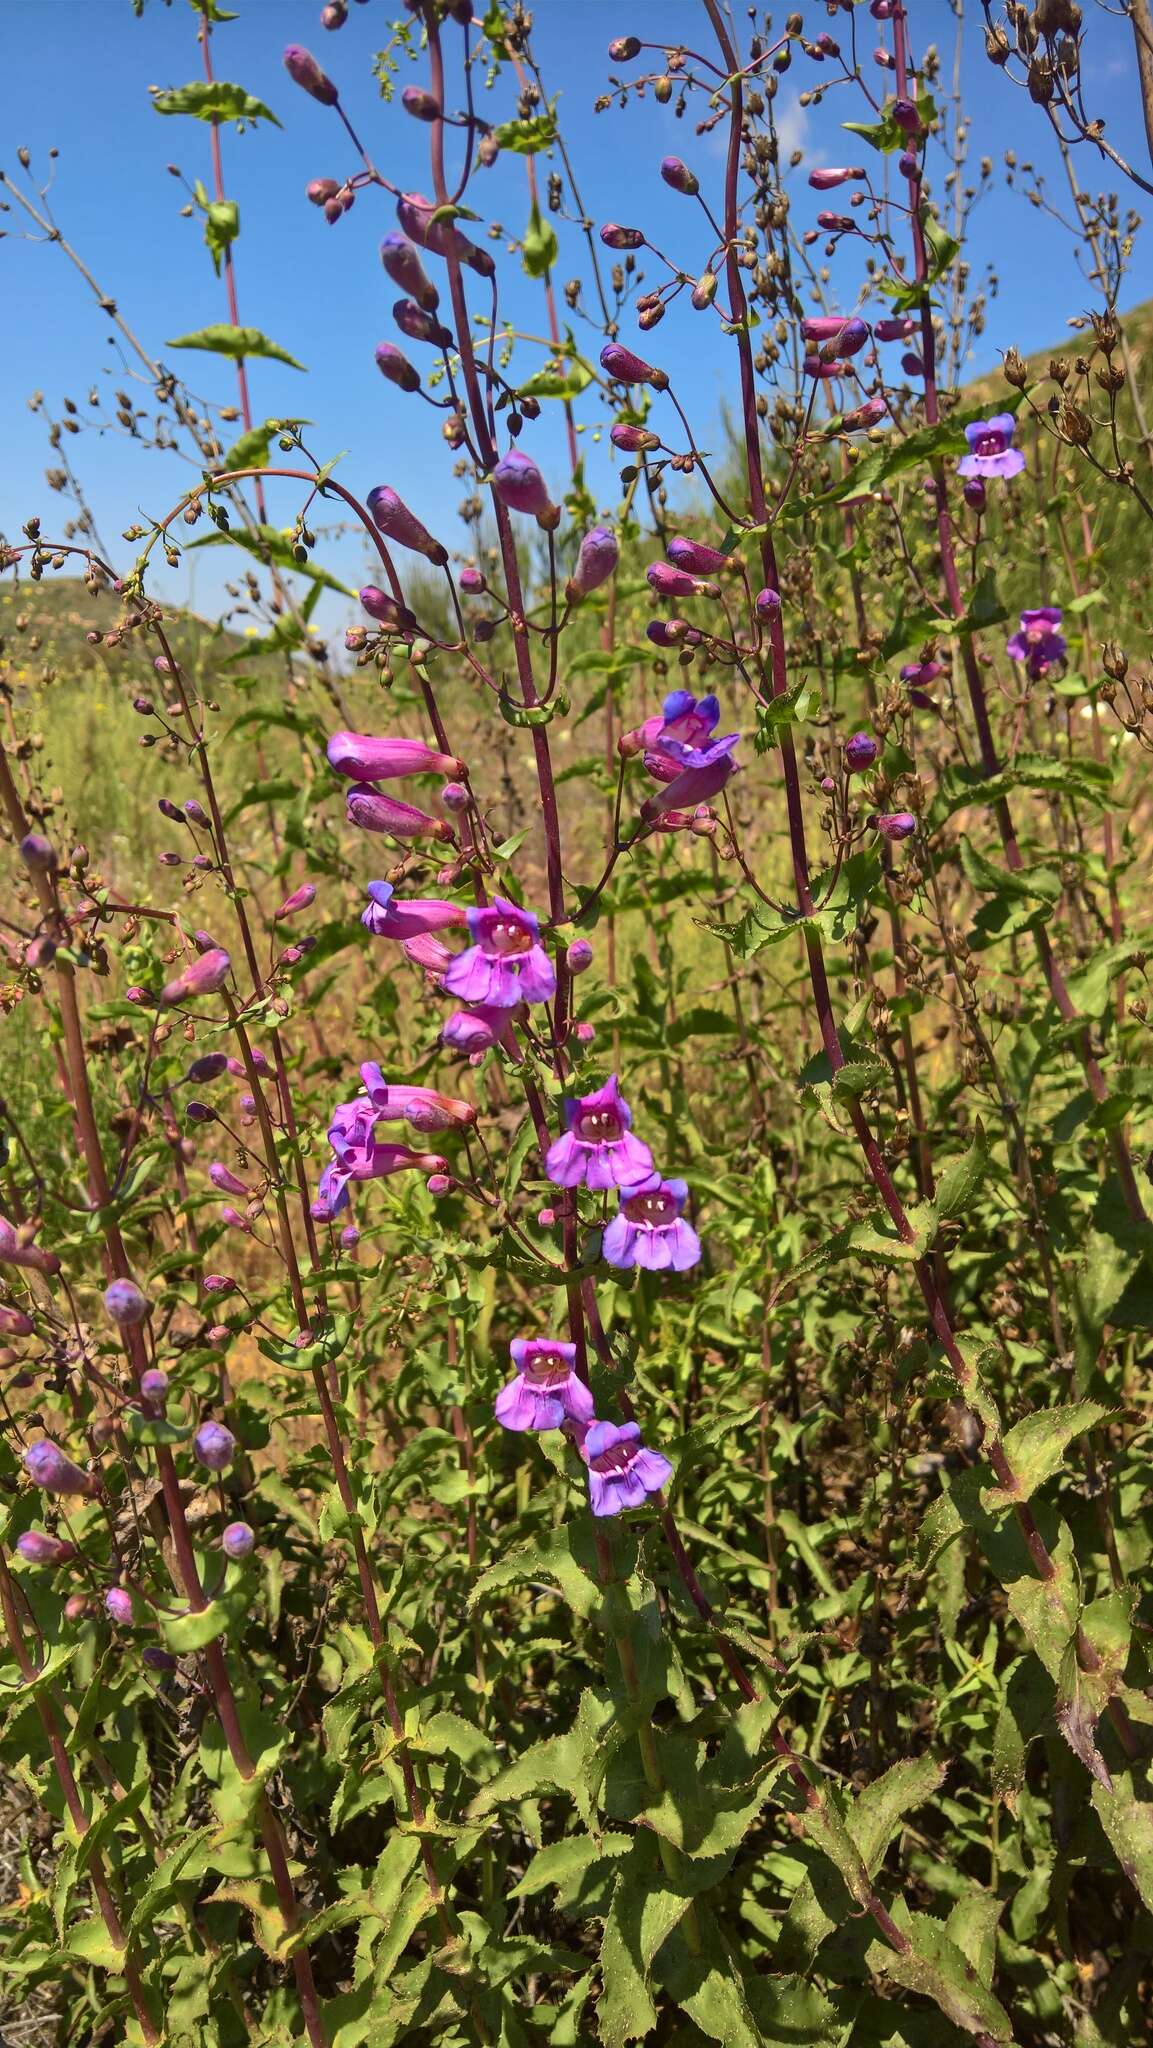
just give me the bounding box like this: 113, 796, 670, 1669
0, 1305, 34, 1337
963, 477, 987, 511
610, 424, 661, 457
0, 1215, 60, 1276
459, 565, 486, 593
892, 97, 923, 136
346, 785, 453, 842
567, 939, 593, 973
802, 316, 869, 359
608, 35, 641, 60
816, 212, 856, 233
647, 561, 713, 600
16, 1530, 77, 1566
574, 1020, 595, 1044
158, 798, 183, 822
203, 1274, 236, 1295
667, 535, 730, 575
359, 585, 413, 631
340, 1224, 360, 1249
186, 1100, 217, 1124
374, 342, 421, 394
843, 396, 889, 430
105, 1587, 135, 1626
161, 948, 232, 1006
143, 1646, 178, 1670
808, 166, 866, 190
441, 781, 471, 812
393, 299, 454, 349
283, 43, 339, 106
601, 342, 668, 391
396, 191, 495, 278
426, 1172, 453, 1195
328, 731, 465, 781
491, 449, 555, 521
140, 1369, 169, 1404
367, 485, 448, 566
755, 588, 782, 618
660, 156, 698, 196
222, 1520, 255, 1560
380, 233, 440, 311
186, 1053, 229, 1084
567, 526, 619, 601
103, 1278, 151, 1327
127, 986, 150, 1004
193, 1421, 236, 1471
184, 799, 210, 829
276, 882, 317, 920
845, 732, 879, 771
210, 1162, 250, 1199
133, 696, 154, 715
24, 1439, 97, 1498
307, 177, 340, 206
219, 1206, 249, 1231
402, 85, 440, 122
876, 811, 917, 841
600, 223, 645, 250
874, 316, 916, 341
646, 619, 700, 648
19, 833, 56, 873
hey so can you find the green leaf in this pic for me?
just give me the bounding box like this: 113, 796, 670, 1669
467, 1688, 624, 1827
793, 396, 1022, 514
494, 111, 559, 153
188, 523, 355, 596
470, 1518, 612, 1621
984, 1399, 1118, 1509
517, 355, 595, 403
161, 1571, 251, 1652
204, 198, 240, 276
843, 91, 938, 155
1091, 1766, 1153, 1912
120, 1406, 195, 1447
221, 417, 310, 472
508, 1831, 632, 1902
166, 323, 304, 370
934, 1120, 989, 1221
779, 1755, 946, 1970
522, 200, 559, 279
868, 1911, 1014, 2040
598, 1842, 690, 2047
151, 80, 281, 126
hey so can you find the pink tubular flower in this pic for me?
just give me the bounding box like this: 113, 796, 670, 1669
0, 1215, 61, 1276
345, 786, 453, 842
327, 731, 465, 781
545, 1075, 655, 1192
360, 585, 413, 630
209, 1162, 250, 1199
641, 749, 737, 819
314, 1095, 446, 1217
24, 1439, 97, 1498
367, 485, 448, 566
601, 342, 668, 390
602, 1174, 701, 1272
283, 43, 339, 105
491, 449, 556, 522
874, 315, 916, 341
443, 898, 556, 1008
647, 561, 715, 601
667, 535, 729, 576
1006, 606, 1067, 679
276, 882, 316, 920
161, 948, 232, 1006
579, 1419, 673, 1517
380, 233, 440, 310
958, 414, 1025, 481
361, 881, 466, 940
621, 690, 731, 784
403, 932, 453, 975
808, 166, 865, 189
900, 658, 943, 690
441, 1006, 508, 1054
396, 190, 495, 278
567, 527, 619, 601
357, 1061, 476, 1133
494, 1338, 594, 1432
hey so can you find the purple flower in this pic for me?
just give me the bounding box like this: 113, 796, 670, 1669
193, 1422, 236, 1472
104, 1279, 151, 1327
875, 315, 916, 341
600, 342, 668, 391
958, 414, 1025, 481
328, 731, 464, 781
441, 1006, 509, 1054
361, 881, 467, 940
580, 1419, 673, 1517
24, 1439, 97, 1498
491, 450, 555, 522
875, 811, 917, 841
611, 423, 661, 453
625, 690, 731, 783
161, 948, 232, 1006
380, 233, 440, 310
345, 786, 453, 842
602, 1175, 701, 1272
315, 1093, 447, 1218
845, 732, 879, 771
276, 882, 317, 921
443, 898, 556, 1009
567, 527, 619, 601
366, 485, 448, 566
210, 1162, 250, 1199
283, 44, 339, 105
355, 1062, 476, 1133
647, 560, 715, 601
374, 342, 421, 393
1006, 606, 1067, 679
545, 1075, 655, 1192
494, 1339, 594, 1432
640, 745, 738, 819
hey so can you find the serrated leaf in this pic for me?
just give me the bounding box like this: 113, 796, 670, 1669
597, 1842, 689, 2048
152, 80, 280, 125
1091, 1766, 1153, 1911
779, 1755, 945, 1970
934, 1120, 989, 1221
869, 1911, 1013, 2040
522, 200, 558, 279
166, 323, 304, 370
984, 1399, 1118, 1508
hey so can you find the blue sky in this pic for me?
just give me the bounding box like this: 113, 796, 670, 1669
4, 0, 1150, 632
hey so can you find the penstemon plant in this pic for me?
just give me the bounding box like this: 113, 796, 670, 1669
2, 2, 1153, 2045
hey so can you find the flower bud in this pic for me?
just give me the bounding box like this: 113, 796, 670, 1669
538, 1206, 557, 1227
441, 781, 471, 813
140, 1368, 169, 1404
608, 35, 641, 60
222, 1520, 255, 1560
186, 1100, 217, 1125
667, 535, 729, 575
328, 731, 464, 781
380, 233, 439, 311
396, 191, 495, 277
876, 811, 917, 841
874, 316, 916, 341
105, 1586, 135, 1626
210, 1162, 250, 1199
367, 485, 448, 566
203, 1274, 236, 1295
426, 1173, 452, 1195
374, 342, 421, 394
892, 97, 923, 135
845, 732, 879, 771
660, 156, 698, 196
359, 585, 413, 631
600, 223, 645, 250
441, 1007, 505, 1053
808, 166, 866, 189
610, 422, 661, 453
143, 1646, 178, 1671
491, 449, 556, 522
567, 526, 619, 600
283, 44, 339, 106
186, 1053, 229, 1083
193, 1421, 236, 1471
19, 832, 56, 873
645, 619, 700, 648
755, 588, 782, 618
601, 342, 668, 390
346, 786, 453, 842
307, 177, 340, 206
24, 1439, 97, 1497
393, 299, 454, 349
17, 1529, 77, 1566
0, 1306, 34, 1337
0, 1216, 60, 1277
843, 396, 889, 430
276, 882, 317, 920
566, 939, 593, 974
104, 1278, 151, 1327
690, 271, 718, 310
962, 477, 987, 511
574, 1020, 596, 1043
647, 561, 711, 600
162, 947, 232, 1006
402, 85, 440, 122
